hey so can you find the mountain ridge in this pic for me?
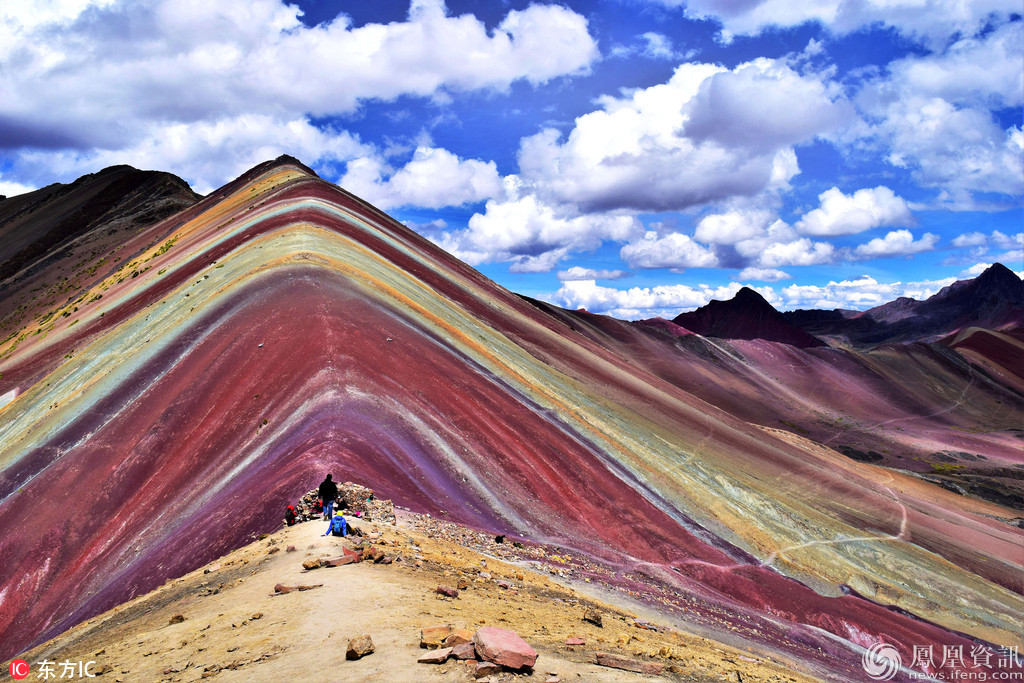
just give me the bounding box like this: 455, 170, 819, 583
782, 262, 1024, 346
1, 159, 1021, 678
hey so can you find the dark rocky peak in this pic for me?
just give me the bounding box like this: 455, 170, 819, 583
733, 286, 772, 307
972, 262, 1024, 298
673, 287, 826, 348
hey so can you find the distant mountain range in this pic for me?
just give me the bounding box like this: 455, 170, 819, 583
667, 263, 1023, 349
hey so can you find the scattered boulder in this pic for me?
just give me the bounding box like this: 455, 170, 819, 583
475, 661, 501, 678
346, 635, 374, 660
169, 614, 185, 625
418, 647, 453, 664
436, 585, 459, 598
286, 545, 297, 553
302, 558, 321, 570
594, 652, 664, 674
451, 642, 477, 660
473, 627, 538, 670
324, 556, 355, 567
457, 579, 469, 590
583, 609, 603, 627
421, 625, 452, 648
443, 629, 474, 647
496, 580, 512, 590
564, 637, 585, 646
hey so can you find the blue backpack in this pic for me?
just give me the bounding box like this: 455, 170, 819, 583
330, 516, 347, 537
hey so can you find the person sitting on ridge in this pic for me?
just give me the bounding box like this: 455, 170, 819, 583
318, 474, 339, 522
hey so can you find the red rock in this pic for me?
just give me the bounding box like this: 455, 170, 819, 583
443, 628, 474, 647
285, 545, 297, 553
272, 583, 322, 595
324, 556, 355, 567
346, 635, 374, 660
564, 637, 585, 646
341, 546, 362, 562
436, 585, 459, 598
474, 661, 501, 678
418, 647, 453, 664
451, 642, 477, 660
421, 624, 452, 648
594, 652, 664, 674
496, 580, 512, 589
473, 626, 538, 670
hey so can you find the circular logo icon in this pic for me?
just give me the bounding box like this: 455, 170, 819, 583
863, 642, 902, 681
9, 659, 30, 679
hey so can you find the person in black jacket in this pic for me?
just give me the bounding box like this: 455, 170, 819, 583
318, 474, 339, 521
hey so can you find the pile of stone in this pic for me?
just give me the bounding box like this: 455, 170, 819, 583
289, 482, 394, 525
417, 624, 538, 679
295, 489, 323, 520
338, 481, 396, 524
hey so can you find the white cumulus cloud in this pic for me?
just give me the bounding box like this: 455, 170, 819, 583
852, 229, 940, 258
620, 231, 720, 270
0, 0, 599, 190
780, 275, 956, 310
16, 115, 372, 194
737, 267, 793, 282
557, 267, 630, 281
437, 194, 640, 272
516, 58, 848, 213
796, 186, 914, 236
639, 0, 1021, 48
338, 146, 503, 210
695, 208, 775, 244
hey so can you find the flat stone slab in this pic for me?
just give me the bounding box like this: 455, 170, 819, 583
418, 647, 453, 664
595, 652, 664, 674
473, 626, 538, 670
421, 624, 452, 648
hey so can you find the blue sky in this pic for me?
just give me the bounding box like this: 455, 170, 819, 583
0, 0, 1021, 318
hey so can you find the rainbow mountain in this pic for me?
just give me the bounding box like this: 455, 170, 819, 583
0, 158, 1021, 678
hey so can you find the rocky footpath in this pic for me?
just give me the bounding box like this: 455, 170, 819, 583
18, 503, 811, 682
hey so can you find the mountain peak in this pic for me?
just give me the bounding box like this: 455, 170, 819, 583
673, 288, 826, 348
975, 261, 1022, 288
733, 286, 771, 306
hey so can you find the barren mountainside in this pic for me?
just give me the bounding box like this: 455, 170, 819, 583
0, 159, 1021, 681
